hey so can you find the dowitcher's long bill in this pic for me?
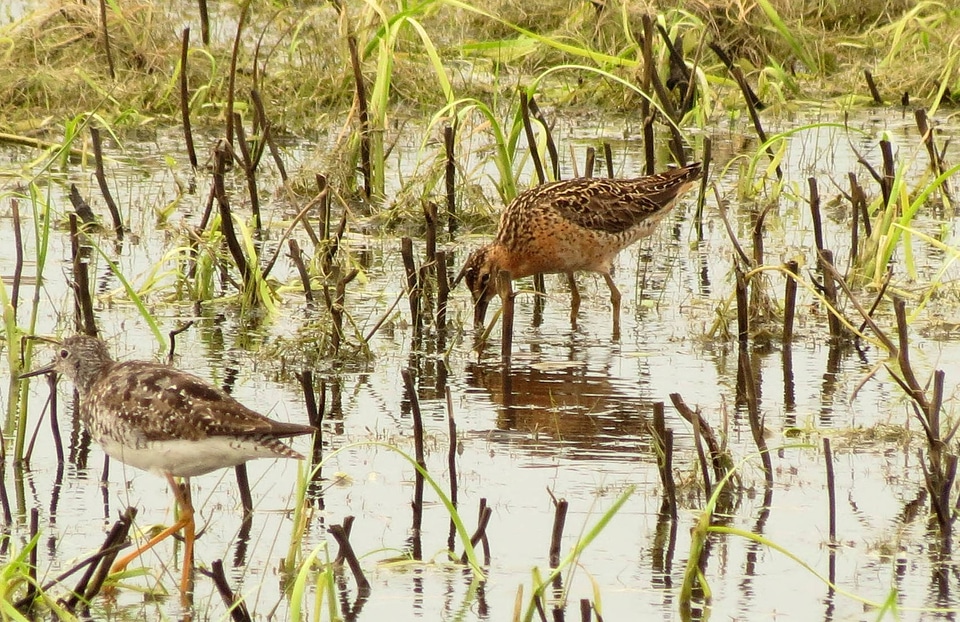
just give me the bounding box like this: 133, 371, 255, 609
457, 162, 702, 337
21, 334, 316, 600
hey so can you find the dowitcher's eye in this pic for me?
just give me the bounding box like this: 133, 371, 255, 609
58, 348, 69, 359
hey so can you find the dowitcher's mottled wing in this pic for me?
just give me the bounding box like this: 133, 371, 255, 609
546, 163, 702, 235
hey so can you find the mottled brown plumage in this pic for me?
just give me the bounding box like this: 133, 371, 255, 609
20, 334, 315, 599
457, 162, 703, 336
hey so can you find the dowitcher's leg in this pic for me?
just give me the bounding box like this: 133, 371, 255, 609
566, 272, 580, 328
603, 273, 621, 338
110, 473, 195, 600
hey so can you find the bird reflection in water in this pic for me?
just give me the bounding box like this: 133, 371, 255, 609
465, 360, 651, 457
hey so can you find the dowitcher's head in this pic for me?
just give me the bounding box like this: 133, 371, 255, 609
20, 335, 115, 394
455, 245, 500, 328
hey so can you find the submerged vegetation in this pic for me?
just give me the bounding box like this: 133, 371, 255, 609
1, 0, 960, 620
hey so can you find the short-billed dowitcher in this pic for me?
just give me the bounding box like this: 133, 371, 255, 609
457, 162, 702, 336
21, 334, 315, 599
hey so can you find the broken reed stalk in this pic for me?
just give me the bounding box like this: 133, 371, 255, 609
347, 35, 372, 198
527, 95, 559, 180
333, 516, 354, 564
497, 270, 515, 363
639, 15, 655, 174
68, 184, 96, 225
89, 128, 123, 239
329, 522, 371, 594
710, 43, 781, 178
444, 124, 457, 235
603, 143, 614, 178
735, 265, 749, 343
96, 0, 115, 79
213, 141, 251, 282
548, 497, 568, 568
445, 386, 458, 552
819, 250, 843, 341
808, 177, 824, 253
690, 413, 712, 498
669, 393, 730, 484
73, 507, 135, 608
652, 402, 677, 519
204, 559, 252, 622
69, 214, 97, 337
400, 237, 422, 336
879, 139, 895, 207
328, 268, 358, 352
179, 28, 198, 169
424, 201, 437, 266
197, 0, 210, 45
915, 108, 945, 178
223, 2, 249, 146
848, 173, 871, 237
783, 260, 799, 342
823, 437, 836, 544
251, 89, 287, 183
288, 239, 313, 302
864, 70, 883, 105
640, 14, 686, 163
584, 147, 595, 178
460, 501, 492, 565
232, 112, 263, 235
401, 368, 426, 560
519, 91, 546, 184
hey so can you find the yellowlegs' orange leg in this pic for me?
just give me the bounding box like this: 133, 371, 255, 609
603, 273, 622, 339
111, 473, 195, 601
566, 272, 580, 328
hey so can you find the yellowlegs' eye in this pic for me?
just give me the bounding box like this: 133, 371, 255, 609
58, 348, 69, 359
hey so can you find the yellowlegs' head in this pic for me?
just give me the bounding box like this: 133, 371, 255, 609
21, 335, 115, 394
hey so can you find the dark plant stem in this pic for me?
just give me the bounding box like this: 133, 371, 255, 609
180, 28, 198, 169
97, 0, 115, 79
864, 70, 883, 104
329, 522, 371, 594
213, 141, 251, 284
69, 215, 97, 337
288, 239, 313, 302
347, 35, 372, 198
783, 260, 798, 342
90, 127, 123, 239
233, 112, 262, 236
401, 237, 422, 336
527, 95, 559, 179
444, 125, 457, 234
197, 0, 210, 45
520, 91, 546, 184
548, 497, 568, 568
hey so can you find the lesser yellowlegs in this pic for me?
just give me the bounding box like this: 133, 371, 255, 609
21, 334, 315, 599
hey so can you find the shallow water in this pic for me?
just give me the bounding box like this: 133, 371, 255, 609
3, 103, 960, 621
